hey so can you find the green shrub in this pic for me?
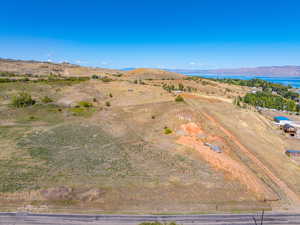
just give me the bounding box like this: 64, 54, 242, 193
178, 83, 184, 91
112, 73, 123, 77
225, 88, 232, 92
175, 95, 184, 102
201, 80, 210, 85
69, 107, 86, 116
139, 80, 146, 85
109, 93, 113, 98
12, 92, 36, 107
100, 76, 113, 82
28, 116, 37, 121
105, 101, 111, 107
91, 74, 99, 79
164, 127, 172, 134
41, 96, 53, 104
78, 101, 93, 108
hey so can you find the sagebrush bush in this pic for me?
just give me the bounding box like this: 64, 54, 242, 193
91, 74, 99, 79
41, 96, 53, 104
78, 101, 93, 108
164, 127, 172, 134
100, 76, 113, 82
175, 95, 184, 102
12, 92, 36, 108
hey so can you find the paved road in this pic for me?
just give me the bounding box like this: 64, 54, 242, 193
1, 212, 300, 225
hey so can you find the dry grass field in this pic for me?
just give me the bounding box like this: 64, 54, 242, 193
0, 64, 299, 213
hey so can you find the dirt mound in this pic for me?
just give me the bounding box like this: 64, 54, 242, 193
124, 68, 185, 80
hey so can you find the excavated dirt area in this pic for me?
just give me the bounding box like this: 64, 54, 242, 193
176, 122, 276, 201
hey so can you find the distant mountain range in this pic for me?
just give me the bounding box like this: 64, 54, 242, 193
0, 58, 121, 76
2, 58, 300, 77
170, 66, 300, 77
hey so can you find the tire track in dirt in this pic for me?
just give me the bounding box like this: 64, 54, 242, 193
186, 97, 300, 205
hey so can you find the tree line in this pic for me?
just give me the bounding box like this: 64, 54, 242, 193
241, 91, 300, 112
205, 77, 300, 112
212, 78, 299, 100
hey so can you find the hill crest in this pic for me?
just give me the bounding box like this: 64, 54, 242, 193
125, 68, 185, 79
0, 58, 121, 77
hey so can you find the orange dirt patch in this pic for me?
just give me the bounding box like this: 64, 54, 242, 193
181, 122, 204, 136
177, 123, 277, 201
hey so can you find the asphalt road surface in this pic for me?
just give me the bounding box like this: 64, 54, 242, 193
1, 212, 300, 225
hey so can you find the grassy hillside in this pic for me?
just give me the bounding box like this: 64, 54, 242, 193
124, 68, 185, 80
0, 58, 122, 77
0, 60, 299, 213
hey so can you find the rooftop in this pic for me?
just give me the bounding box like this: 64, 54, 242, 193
274, 116, 290, 121
286, 150, 300, 153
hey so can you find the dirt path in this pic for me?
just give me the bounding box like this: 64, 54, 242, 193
186, 97, 300, 206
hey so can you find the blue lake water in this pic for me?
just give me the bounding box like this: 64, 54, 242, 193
184, 73, 300, 88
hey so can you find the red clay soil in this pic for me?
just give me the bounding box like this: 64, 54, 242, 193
201, 112, 300, 205
181, 122, 205, 136
177, 123, 277, 201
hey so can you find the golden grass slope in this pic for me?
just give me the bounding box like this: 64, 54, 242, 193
0, 58, 121, 77
124, 68, 186, 80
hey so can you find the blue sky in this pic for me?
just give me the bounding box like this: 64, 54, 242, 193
1, 0, 300, 69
